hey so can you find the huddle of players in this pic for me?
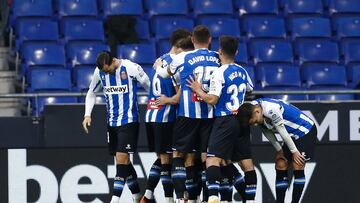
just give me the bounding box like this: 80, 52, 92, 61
83, 25, 317, 203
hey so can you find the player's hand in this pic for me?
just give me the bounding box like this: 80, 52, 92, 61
186, 75, 201, 92
82, 116, 91, 134
292, 151, 305, 166
156, 94, 169, 106
153, 58, 162, 70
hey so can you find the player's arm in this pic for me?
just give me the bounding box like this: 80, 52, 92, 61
261, 128, 282, 152
186, 75, 219, 105
83, 68, 102, 134
134, 64, 150, 92
156, 53, 184, 78
156, 74, 181, 105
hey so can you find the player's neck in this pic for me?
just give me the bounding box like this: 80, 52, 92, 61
194, 44, 208, 49
169, 47, 177, 54
221, 58, 234, 65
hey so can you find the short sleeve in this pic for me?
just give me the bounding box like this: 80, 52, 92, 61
169, 52, 186, 75
208, 69, 224, 97
244, 69, 254, 92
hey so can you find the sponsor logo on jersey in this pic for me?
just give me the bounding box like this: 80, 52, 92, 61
147, 99, 162, 110
192, 92, 204, 102
104, 85, 128, 94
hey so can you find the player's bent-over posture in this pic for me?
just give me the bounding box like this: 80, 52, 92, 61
237, 98, 317, 203
82, 51, 150, 203
186, 36, 253, 203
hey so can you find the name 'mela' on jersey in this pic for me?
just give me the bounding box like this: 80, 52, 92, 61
254, 98, 315, 139
169, 48, 220, 119
208, 64, 253, 117
145, 53, 178, 123
88, 59, 149, 127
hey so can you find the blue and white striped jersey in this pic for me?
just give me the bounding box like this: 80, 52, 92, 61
145, 53, 178, 123
254, 98, 314, 139
169, 48, 221, 119
208, 64, 253, 117
86, 59, 150, 127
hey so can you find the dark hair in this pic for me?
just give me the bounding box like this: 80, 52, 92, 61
176, 36, 194, 50
193, 25, 211, 44
237, 102, 256, 127
96, 51, 113, 70
170, 28, 192, 46
219, 36, 238, 59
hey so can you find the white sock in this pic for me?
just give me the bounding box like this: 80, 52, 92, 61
208, 195, 220, 202
110, 195, 120, 203
165, 197, 174, 203
132, 193, 141, 203
144, 189, 154, 199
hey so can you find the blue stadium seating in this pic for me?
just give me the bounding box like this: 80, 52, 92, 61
211, 39, 248, 64
15, 19, 59, 51
146, 0, 188, 16
348, 64, 360, 88
197, 16, 241, 38
250, 39, 293, 64
296, 39, 339, 64
135, 19, 150, 40
34, 96, 78, 115
302, 63, 347, 87
341, 39, 360, 64
242, 16, 286, 38
236, 0, 279, 15
117, 42, 156, 65
288, 17, 332, 39
329, 0, 360, 14
73, 66, 95, 92
101, 0, 143, 16
152, 17, 194, 40
242, 65, 255, 82
28, 68, 72, 92
333, 16, 360, 39
57, 0, 98, 18
62, 18, 105, 42
256, 63, 301, 88
262, 87, 309, 101
156, 40, 171, 56
10, 0, 53, 26
193, 0, 234, 16
22, 42, 66, 67
283, 0, 324, 15
66, 42, 109, 67
308, 87, 354, 100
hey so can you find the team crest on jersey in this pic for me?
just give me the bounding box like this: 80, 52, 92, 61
120, 71, 127, 80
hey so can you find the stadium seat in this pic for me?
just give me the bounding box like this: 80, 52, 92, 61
193, 0, 234, 16
73, 66, 95, 92
341, 39, 360, 64
302, 63, 347, 88
157, 39, 171, 56
34, 96, 78, 115
242, 16, 286, 38
101, 0, 143, 16
308, 87, 354, 100
57, 0, 98, 17
242, 65, 255, 83
197, 16, 241, 38
146, 0, 188, 16
15, 18, 59, 51
211, 39, 248, 64
236, 0, 279, 15
62, 18, 105, 42
10, 0, 53, 26
348, 64, 360, 88
262, 87, 308, 101
135, 19, 150, 40
329, 0, 360, 14
66, 42, 110, 67
288, 17, 332, 39
117, 42, 156, 65
250, 39, 293, 64
333, 16, 360, 39
295, 39, 339, 64
256, 63, 301, 88
22, 42, 66, 67
28, 68, 72, 92
283, 0, 324, 15
152, 17, 194, 40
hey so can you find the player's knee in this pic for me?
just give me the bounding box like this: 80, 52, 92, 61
206, 156, 222, 167
275, 158, 288, 170
292, 161, 305, 170
115, 152, 130, 164
173, 150, 184, 158
185, 153, 195, 167
239, 159, 254, 172
160, 153, 171, 165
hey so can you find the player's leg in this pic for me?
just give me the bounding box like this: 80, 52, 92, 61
290, 125, 317, 203
199, 118, 213, 202
142, 123, 161, 203
219, 161, 233, 203
221, 162, 246, 202
238, 159, 257, 203
275, 151, 289, 203
185, 153, 198, 203
206, 156, 223, 203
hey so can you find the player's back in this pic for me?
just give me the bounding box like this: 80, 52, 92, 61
146, 53, 177, 122
177, 48, 220, 118
214, 64, 252, 117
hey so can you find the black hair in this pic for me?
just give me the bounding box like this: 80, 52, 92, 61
237, 103, 256, 127
219, 35, 238, 59
193, 25, 211, 44
170, 28, 192, 46
176, 36, 194, 50
96, 51, 114, 70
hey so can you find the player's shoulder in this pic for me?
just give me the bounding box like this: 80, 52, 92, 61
121, 59, 139, 68
260, 98, 283, 118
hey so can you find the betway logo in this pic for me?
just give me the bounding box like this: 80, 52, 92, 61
104, 85, 128, 95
